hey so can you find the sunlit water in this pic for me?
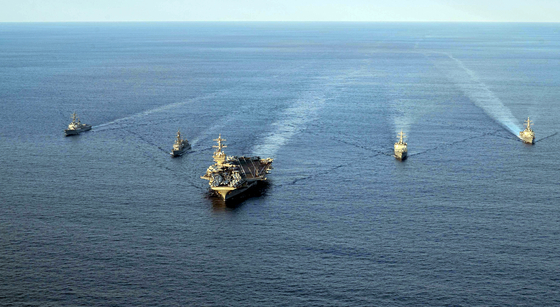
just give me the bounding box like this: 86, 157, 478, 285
1, 22, 559, 306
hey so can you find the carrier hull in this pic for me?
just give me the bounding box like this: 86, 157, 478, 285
211, 181, 256, 200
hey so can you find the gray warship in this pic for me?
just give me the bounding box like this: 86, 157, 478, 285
64, 112, 92, 136
170, 129, 191, 157
394, 130, 408, 160
519, 117, 535, 144
201, 135, 273, 201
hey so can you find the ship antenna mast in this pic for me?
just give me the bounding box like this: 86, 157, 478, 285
526, 117, 532, 130
212, 134, 227, 164
397, 130, 406, 144
213, 134, 227, 153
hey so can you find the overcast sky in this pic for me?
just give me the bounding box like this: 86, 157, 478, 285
1, 0, 559, 22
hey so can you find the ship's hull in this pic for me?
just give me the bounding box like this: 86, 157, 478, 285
519, 132, 535, 144
394, 142, 407, 161
170, 145, 191, 157
64, 125, 92, 136
394, 152, 407, 161
520, 137, 534, 144
394, 151, 407, 161
211, 181, 257, 200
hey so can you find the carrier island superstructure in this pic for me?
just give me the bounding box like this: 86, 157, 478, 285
394, 130, 408, 160
519, 117, 535, 144
201, 135, 273, 200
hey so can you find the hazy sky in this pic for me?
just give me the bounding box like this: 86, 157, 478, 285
1, 0, 559, 22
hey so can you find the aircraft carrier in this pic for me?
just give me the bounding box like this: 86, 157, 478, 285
201, 135, 273, 200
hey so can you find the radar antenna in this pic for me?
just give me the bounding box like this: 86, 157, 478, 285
176, 129, 182, 143
525, 117, 533, 131
397, 130, 406, 144
212, 134, 227, 164
213, 134, 227, 153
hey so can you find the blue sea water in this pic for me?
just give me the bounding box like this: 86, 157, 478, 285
1, 22, 560, 306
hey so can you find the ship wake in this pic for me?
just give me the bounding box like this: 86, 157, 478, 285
95, 90, 228, 131
429, 52, 522, 136
535, 132, 558, 143
252, 92, 327, 158
251, 69, 363, 157
410, 130, 500, 156
189, 104, 251, 147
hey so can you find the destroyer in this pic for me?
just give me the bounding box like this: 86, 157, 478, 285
170, 129, 191, 157
394, 130, 408, 160
64, 112, 92, 136
519, 117, 535, 144
201, 135, 273, 201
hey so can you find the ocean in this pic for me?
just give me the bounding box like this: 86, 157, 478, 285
1, 22, 559, 306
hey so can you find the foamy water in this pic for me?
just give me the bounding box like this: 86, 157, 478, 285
96, 90, 227, 131
252, 93, 326, 157
251, 70, 362, 157
430, 52, 523, 135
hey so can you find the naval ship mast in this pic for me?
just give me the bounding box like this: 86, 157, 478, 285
212, 134, 227, 164
525, 117, 532, 131
176, 129, 182, 143
397, 131, 405, 144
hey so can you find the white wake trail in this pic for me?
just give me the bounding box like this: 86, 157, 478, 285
189, 104, 251, 147
250, 68, 365, 157
95, 91, 225, 131
252, 93, 326, 157
435, 52, 522, 135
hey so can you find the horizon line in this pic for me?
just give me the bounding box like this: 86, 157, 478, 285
1, 20, 559, 24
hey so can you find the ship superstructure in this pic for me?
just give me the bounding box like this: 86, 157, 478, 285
201, 135, 273, 200
64, 112, 92, 136
170, 129, 191, 157
519, 117, 535, 144
394, 130, 408, 160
